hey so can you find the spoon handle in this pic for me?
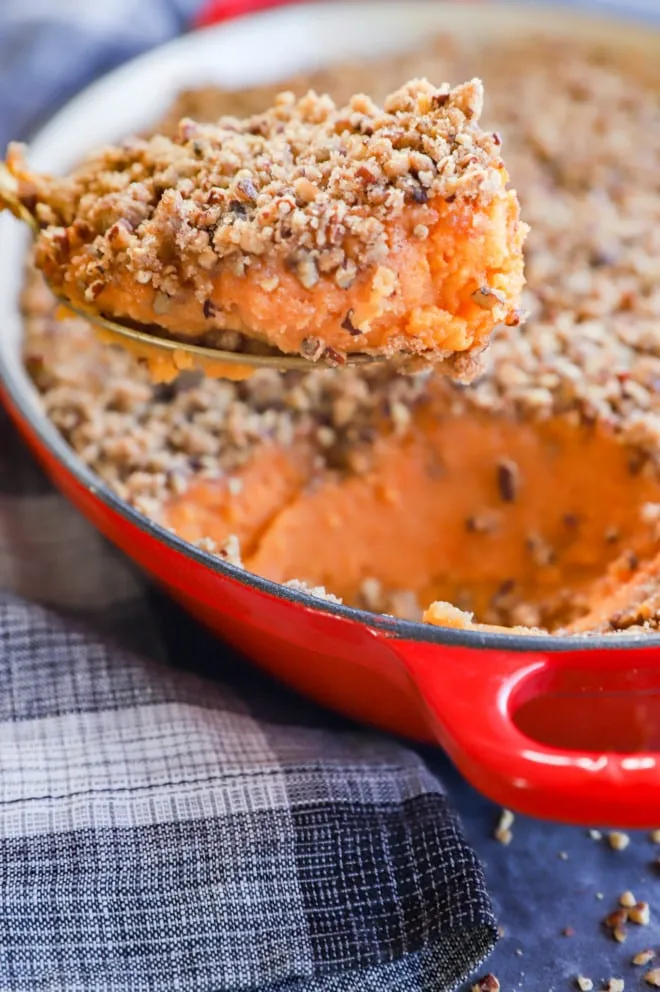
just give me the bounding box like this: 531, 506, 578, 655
0, 161, 39, 234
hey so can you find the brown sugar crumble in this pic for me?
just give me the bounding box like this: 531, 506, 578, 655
20, 32, 660, 633
25, 77, 502, 290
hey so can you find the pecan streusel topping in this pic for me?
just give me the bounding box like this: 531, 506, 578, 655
12, 74, 525, 372
21, 78, 501, 292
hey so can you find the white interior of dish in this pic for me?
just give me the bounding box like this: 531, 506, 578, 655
1, 0, 659, 460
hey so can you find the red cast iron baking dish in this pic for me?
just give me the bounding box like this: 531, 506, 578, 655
3, 0, 660, 829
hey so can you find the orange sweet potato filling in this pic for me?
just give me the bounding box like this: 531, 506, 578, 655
164, 397, 660, 633
66, 190, 524, 365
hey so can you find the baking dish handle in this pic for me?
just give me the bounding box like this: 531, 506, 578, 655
195, 0, 301, 28
382, 634, 660, 827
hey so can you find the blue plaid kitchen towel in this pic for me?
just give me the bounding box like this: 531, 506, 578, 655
0, 2, 498, 990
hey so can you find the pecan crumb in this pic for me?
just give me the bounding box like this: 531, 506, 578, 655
633, 950, 655, 967
341, 309, 361, 336
576, 978, 593, 992
629, 901, 650, 925
196, 534, 244, 568
526, 532, 556, 567
471, 975, 500, 992
604, 909, 628, 930
503, 307, 526, 327
641, 503, 660, 526
237, 176, 258, 202
494, 808, 514, 845
323, 346, 347, 368
608, 831, 630, 851
284, 579, 343, 604
496, 458, 519, 503
472, 285, 506, 311
465, 512, 499, 534
647, 972, 660, 989
300, 336, 325, 361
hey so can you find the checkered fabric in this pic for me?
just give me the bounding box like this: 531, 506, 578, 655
0, 2, 498, 989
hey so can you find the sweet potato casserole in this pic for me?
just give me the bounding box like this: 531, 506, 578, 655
21, 33, 660, 635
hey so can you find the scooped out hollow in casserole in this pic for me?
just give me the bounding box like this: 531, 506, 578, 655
8, 77, 527, 380
161, 385, 660, 636
20, 32, 660, 637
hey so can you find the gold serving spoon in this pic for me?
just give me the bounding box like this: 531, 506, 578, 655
0, 160, 385, 380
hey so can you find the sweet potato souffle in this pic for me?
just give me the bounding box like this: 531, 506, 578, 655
21, 33, 660, 636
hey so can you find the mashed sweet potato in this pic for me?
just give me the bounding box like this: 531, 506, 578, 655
164, 386, 660, 633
